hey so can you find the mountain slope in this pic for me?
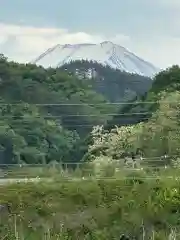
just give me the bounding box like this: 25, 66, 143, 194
31, 41, 159, 77
0, 54, 117, 164
60, 60, 152, 103
106, 65, 180, 128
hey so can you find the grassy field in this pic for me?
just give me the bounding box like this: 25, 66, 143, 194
0, 167, 180, 239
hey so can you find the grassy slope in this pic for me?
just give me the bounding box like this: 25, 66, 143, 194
1, 170, 180, 239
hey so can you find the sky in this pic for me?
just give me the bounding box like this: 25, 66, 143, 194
0, 0, 180, 69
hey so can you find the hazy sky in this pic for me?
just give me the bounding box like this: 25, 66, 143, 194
0, 0, 180, 68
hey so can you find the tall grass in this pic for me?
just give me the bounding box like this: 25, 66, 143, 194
0, 166, 180, 239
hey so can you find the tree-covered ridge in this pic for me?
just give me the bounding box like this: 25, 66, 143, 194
86, 66, 180, 167
60, 60, 152, 102
107, 65, 180, 127
0, 55, 117, 164
1, 54, 178, 166
0, 58, 180, 240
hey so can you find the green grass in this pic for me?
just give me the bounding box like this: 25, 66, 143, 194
1, 167, 180, 239
0, 163, 95, 179
0, 162, 175, 180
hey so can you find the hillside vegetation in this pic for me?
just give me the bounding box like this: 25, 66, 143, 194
1, 172, 180, 239
0, 55, 117, 165
60, 60, 152, 102
0, 54, 180, 167
87, 65, 180, 168
1, 56, 180, 239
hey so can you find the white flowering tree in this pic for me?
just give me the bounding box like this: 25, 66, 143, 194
86, 123, 144, 173
86, 91, 180, 170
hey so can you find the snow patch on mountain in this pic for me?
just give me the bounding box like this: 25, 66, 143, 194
31, 41, 160, 77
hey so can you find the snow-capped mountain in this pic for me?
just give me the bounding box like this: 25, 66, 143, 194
32, 41, 159, 77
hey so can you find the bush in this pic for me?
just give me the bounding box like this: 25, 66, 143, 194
0, 169, 180, 239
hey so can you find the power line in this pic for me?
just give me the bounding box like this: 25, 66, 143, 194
0, 121, 149, 124
0, 114, 176, 124
0, 101, 179, 106
0, 117, 178, 126
0, 113, 152, 118
0, 110, 177, 119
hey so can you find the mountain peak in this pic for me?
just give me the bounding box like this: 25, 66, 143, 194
31, 42, 160, 77
101, 41, 114, 45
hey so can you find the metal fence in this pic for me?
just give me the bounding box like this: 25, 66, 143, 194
0, 157, 175, 180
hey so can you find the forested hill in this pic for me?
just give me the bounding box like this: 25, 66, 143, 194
0, 54, 117, 165
107, 65, 180, 127
87, 65, 180, 165
59, 60, 152, 102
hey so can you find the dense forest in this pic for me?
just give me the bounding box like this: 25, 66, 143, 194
108, 65, 180, 126
60, 60, 152, 102
0, 54, 179, 167
0, 55, 119, 165
87, 65, 180, 168
1, 56, 180, 239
